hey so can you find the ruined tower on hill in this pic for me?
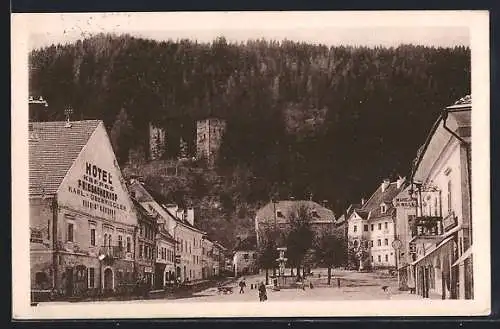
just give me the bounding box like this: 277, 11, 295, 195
196, 117, 226, 166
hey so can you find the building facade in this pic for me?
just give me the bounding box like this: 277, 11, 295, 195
233, 250, 259, 276
212, 241, 227, 277
255, 200, 336, 249
202, 238, 215, 279
30, 120, 138, 299
392, 186, 418, 289
347, 178, 410, 270
154, 221, 177, 289
127, 180, 206, 284
408, 95, 472, 299
132, 199, 156, 289
196, 117, 226, 166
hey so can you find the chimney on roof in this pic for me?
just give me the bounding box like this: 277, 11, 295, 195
289, 196, 295, 201
186, 207, 195, 226
361, 198, 366, 205
396, 176, 405, 189
381, 179, 390, 193
64, 105, 73, 128
321, 200, 328, 208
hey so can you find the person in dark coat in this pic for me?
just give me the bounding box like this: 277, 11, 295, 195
239, 278, 247, 294
258, 281, 267, 302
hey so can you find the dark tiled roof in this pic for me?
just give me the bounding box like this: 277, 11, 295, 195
29, 120, 101, 195
136, 182, 205, 233
360, 182, 405, 220
354, 210, 369, 220
132, 198, 156, 222
256, 200, 335, 224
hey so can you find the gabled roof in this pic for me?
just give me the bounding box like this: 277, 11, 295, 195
411, 95, 471, 183
131, 181, 206, 234
353, 209, 369, 220
213, 241, 227, 251
359, 181, 405, 220
132, 198, 157, 223
29, 120, 101, 195
157, 226, 177, 244
255, 200, 335, 224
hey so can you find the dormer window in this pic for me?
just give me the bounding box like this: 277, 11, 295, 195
311, 210, 319, 218
276, 211, 283, 218
380, 203, 387, 214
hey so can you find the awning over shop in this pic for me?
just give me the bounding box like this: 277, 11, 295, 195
452, 245, 473, 267
410, 235, 455, 266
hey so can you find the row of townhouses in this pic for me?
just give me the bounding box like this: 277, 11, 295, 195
343, 95, 472, 299
29, 119, 227, 299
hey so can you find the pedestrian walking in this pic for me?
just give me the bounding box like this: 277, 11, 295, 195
258, 281, 267, 302
239, 278, 246, 294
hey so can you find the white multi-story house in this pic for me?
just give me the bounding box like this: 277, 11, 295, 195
407, 95, 472, 300
347, 177, 411, 270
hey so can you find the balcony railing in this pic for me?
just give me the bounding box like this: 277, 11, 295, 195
99, 245, 125, 259
410, 216, 443, 238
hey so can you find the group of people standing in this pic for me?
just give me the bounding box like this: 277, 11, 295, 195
238, 278, 267, 302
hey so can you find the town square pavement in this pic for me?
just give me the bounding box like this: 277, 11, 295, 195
39, 269, 433, 305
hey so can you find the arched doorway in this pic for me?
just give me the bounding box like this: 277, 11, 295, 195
103, 268, 114, 292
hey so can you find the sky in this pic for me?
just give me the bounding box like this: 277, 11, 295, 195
23, 12, 472, 50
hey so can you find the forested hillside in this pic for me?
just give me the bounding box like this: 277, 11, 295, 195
29, 34, 470, 247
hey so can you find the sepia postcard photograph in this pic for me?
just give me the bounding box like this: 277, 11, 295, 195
11, 10, 491, 319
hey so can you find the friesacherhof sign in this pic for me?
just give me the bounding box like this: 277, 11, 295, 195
67, 162, 127, 217
393, 197, 417, 208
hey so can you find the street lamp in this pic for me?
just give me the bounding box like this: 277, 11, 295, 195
271, 197, 278, 278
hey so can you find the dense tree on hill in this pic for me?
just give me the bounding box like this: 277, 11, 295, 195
29, 33, 471, 222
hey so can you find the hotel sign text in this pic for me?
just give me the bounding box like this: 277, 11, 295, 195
67, 162, 127, 218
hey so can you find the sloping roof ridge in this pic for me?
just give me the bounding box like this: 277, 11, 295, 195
29, 119, 101, 196
32, 119, 102, 124
361, 184, 382, 210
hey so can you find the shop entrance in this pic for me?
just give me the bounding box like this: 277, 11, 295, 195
103, 268, 113, 292
65, 267, 73, 297
176, 266, 181, 282
154, 264, 166, 290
